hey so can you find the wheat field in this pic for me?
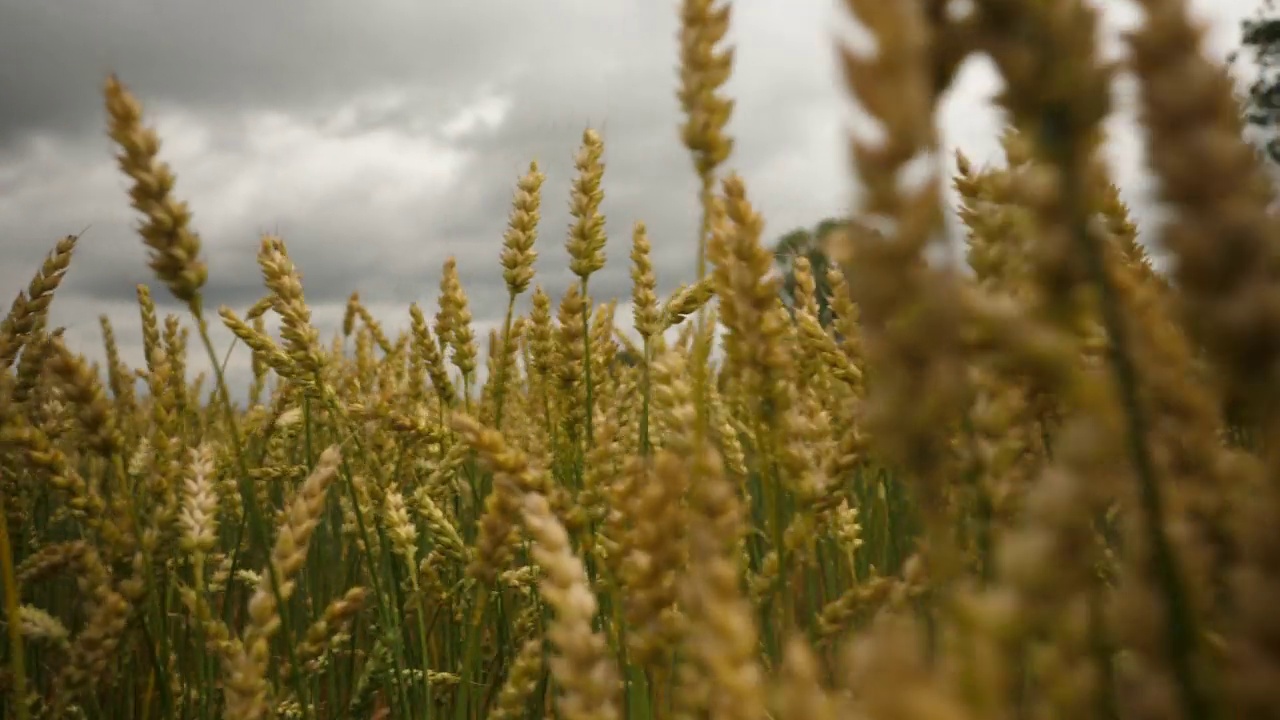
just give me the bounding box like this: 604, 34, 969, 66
1, 0, 1277, 718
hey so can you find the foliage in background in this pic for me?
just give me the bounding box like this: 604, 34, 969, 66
772, 218, 847, 328
1233, 0, 1280, 182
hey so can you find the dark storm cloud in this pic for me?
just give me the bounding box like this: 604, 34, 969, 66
0, 0, 838, 326
0, 0, 1262, 402
0, 0, 673, 152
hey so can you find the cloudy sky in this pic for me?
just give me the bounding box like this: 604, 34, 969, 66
0, 0, 1265, 398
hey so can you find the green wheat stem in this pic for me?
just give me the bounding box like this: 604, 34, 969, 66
0, 486, 28, 720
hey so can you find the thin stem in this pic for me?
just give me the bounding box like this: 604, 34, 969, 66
1049, 125, 1215, 720
639, 337, 652, 455
581, 277, 595, 451
0, 487, 28, 720
493, 296, 517, 431
188, 301, 313, 720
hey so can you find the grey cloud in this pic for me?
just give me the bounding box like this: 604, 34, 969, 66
0, 0, 689, 153
0, 0, 878, 328
1, 0, 761, 319
0, 0, 1262, 406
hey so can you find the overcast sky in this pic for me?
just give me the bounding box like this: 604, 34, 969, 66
0, 0, 1264, 399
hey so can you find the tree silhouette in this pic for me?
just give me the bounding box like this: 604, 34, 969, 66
772, 217, 847, 327
1232, 1, 1280, 170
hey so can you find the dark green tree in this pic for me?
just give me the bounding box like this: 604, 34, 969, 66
615, 345, 643, 368
1231, 0, 1280, 167
773, 217, 848, 328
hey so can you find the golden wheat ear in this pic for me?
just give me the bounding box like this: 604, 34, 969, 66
104, 75, 208, 308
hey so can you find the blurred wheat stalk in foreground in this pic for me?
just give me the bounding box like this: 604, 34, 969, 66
2, 0, 1279, 719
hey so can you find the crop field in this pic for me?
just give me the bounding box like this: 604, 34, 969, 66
1, 0, 1277, 718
